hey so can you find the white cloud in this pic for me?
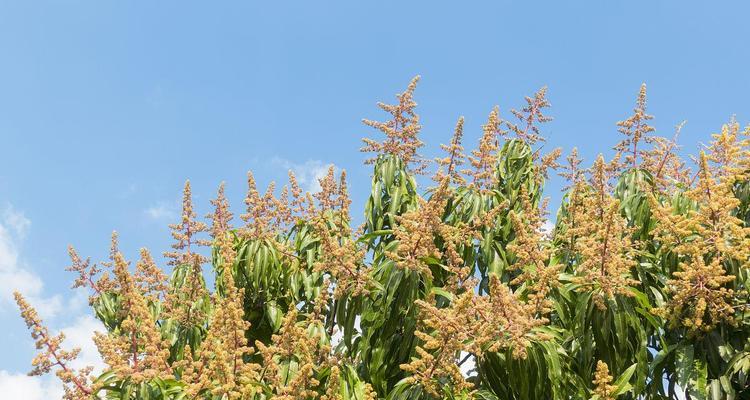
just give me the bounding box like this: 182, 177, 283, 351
66, 288, 90, 314
1, 302, 105, 399
0, 312, 104, 399
0, 206, 61, 318
271, 158, 338, 193
145, 201, 178, 221
60, 315, 106, 374
0, 205, 104, 400
0, 371, 64, 400
2, 205, 30, 239
540, 219, 555, 237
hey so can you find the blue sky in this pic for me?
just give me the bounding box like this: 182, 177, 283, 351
0, 1, 748, 396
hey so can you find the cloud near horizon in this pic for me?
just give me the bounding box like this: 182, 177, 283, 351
0, 205, 62, 318
0, 205, 104, 397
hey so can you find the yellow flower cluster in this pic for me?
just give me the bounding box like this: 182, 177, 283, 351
14, 292, 93, 399
164, 180, 210, 266
94, 251, 173, 383
614, 84, 656, 169
651, 123, 750, 333
402, 275, 546, 397
565, 156, 638, 309
506, 86, 552, 146
592, 360, 617, 400
467, 107, 504, 191
507, 188, 560, 317
361, 76, 426, 173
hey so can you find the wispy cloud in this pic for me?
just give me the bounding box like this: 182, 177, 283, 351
2, 205, 30, 239
145, 201, 178, 221
271, 157, 338, 193
0, 205, 61, 318
117, 183, 139, 199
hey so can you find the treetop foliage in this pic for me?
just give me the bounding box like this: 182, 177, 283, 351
15, 77, 750, 400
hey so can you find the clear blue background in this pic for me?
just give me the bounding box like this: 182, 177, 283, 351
0, 1, 748, 374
